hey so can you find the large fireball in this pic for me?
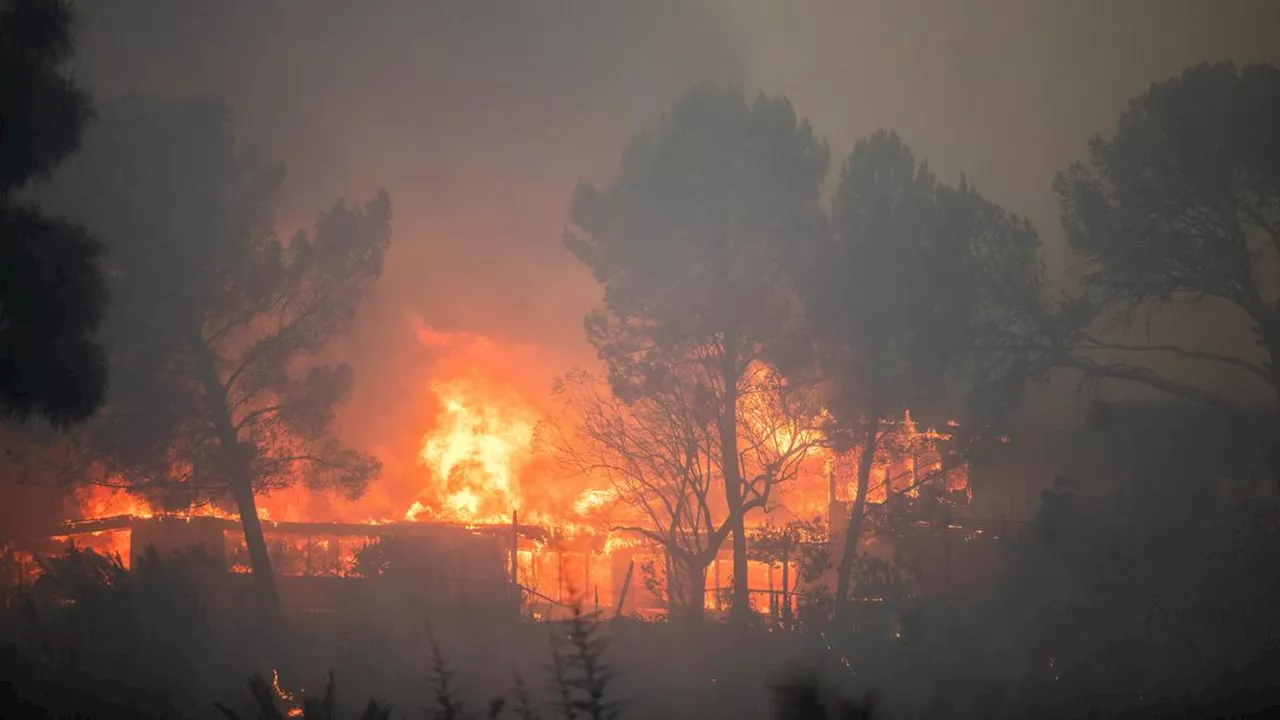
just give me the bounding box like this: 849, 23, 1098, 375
402, 323, 555, 524
410, 375, 539, 522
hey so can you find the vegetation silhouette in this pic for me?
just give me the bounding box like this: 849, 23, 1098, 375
782, 129, 1051, 621
1051, 62, 1280, 485
0, 0, 106, 425
35, 93, 392, 640
566, 85, 829, 625
2, 5, 1280, 715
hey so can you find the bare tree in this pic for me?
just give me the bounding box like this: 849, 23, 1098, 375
550, 363, 819, 620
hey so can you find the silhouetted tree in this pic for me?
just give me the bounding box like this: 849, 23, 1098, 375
37, 95, 391, 627
1053, 62, 1280, 473
551, 368, 817, 620
747, 519, 832, 626
565, 85, 829, 623
789, 130, 1047, 622
0, 0, 106, 425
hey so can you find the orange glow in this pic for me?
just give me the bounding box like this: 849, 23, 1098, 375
69, 484, 243, 523
65, 323, 594, 529
47, 323, 971, 623
413, 374, 537, 523
836, 411, 970, 505
73, 485, 153, 519
272, 669, 303, 718
399, 323, 602, 527
47, 529, 131, 567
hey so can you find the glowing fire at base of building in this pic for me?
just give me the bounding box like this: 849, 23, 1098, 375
14, 324, 976, 621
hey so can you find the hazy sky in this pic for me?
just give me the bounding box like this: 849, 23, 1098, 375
69, 0, 1280, 433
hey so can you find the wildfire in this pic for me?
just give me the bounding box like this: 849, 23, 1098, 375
75, 485, 153, 519
573, 488, 614, 516
62, 324, 598, 531
36, 318, 978, 625
69, 484, 246, 523
836, 411, 970, 505
413, 376, 537, 523
272, 669, 303, 718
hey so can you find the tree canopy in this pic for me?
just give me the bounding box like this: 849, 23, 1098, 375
37, 93, 392, 622
0, 0, 107, 425
565, 85, 829, 621
1054, 62, 1280, 411
789, 130, 1048, 616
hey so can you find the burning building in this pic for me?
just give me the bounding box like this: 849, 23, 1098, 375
3, 326, 999, 622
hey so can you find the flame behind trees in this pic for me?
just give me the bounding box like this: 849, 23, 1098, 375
35, 95, 392, 630
565, 85, 829, 623
785, 130, 1051, 621
550, 361, 821, 620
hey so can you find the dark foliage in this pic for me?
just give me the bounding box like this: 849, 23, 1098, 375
551, 608, 621, 720
988, 475, 1280, 715
1053, 62, 1280, 414
0, 0, 106, 425
787, 129, 1048, 618
511, 674, 539, 720
4, 544, 216, 718
566, 84, 829, 622
215, 671, 395, 720
214, 674, 287, 720
767, 664, 876, 720
34, 92, 392, 621
0, 680, 58, 720
428, 627, 468, 720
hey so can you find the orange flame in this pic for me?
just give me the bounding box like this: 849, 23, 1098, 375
413, 375, 537, 523
272, 669, 303, 718
47, 319, 974, 623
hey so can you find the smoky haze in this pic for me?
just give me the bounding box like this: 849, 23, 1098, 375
71, 0, 1280, 440
5, 1, 1280, 718
70, 0, 748, 492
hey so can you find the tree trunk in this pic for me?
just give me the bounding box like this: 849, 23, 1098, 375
834, 416, 880, 626
719, 332, 749, 625
228, 456, 284, 625
666, 552, 679, 618
686, 560, 707, 622
781, 537, 791, 626
189, 332, 285, 628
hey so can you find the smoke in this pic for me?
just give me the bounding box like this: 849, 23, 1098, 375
59, 0, 1280, 505
65, 1, 748, 489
